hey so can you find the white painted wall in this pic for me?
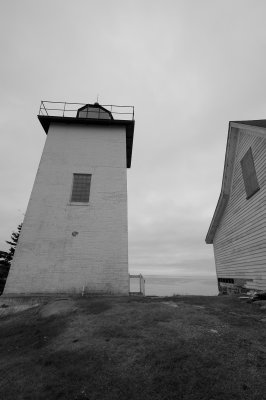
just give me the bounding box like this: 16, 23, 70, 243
213, 128, 266, 290
4, 122, 129, 295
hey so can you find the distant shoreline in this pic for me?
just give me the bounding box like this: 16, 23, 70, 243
130, 274, 218, 296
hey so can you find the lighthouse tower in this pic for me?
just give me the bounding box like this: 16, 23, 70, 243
4, 101, 135, 295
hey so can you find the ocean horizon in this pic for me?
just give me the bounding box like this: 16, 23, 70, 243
130, 274, 218, 296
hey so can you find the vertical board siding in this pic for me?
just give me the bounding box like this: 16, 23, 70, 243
213, 129, 266, 288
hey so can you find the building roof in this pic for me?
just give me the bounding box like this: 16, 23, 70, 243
233, 120, 266, 129
205, 119, 266, 244
76, 103, 114, 120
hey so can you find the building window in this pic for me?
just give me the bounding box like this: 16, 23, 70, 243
218, 278, 234, 284
71, 174, 91, 203
240, 148, 260, 199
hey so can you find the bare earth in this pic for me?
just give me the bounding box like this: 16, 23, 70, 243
0, 295, 266, 400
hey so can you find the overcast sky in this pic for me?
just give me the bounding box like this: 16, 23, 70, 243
1, 0, 266, 277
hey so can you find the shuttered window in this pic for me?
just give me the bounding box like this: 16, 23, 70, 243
71, 174, 91, 203
240, 148, 260, 199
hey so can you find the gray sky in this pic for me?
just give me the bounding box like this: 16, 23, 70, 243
1, 0, 266, 276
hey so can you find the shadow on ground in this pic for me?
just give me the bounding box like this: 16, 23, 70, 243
0, 295, 266, 400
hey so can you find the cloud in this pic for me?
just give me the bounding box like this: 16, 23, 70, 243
1, 0, 266, 277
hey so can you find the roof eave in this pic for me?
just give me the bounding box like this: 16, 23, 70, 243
205, 193, 229, 243
205, 122, 238, 244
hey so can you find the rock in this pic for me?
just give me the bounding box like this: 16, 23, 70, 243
40, 299, 77, 318
162, 301, 179, 308
253, 300, 266, 306
252, 292, 266, 301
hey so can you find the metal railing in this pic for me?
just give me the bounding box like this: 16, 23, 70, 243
39, 101, 134, 121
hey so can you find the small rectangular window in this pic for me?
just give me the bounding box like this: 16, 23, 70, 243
240, 148, 260, 199
218, 278, 234, 284
71, 174, 91, 203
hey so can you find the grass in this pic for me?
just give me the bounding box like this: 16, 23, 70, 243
0, 295, 266, 399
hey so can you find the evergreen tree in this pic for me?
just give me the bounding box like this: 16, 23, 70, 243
0, 223, 22, 267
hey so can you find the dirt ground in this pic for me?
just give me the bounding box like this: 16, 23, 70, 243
0, 295, 266, 400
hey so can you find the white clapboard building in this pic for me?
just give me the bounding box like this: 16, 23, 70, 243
4, 101, 135, 295
206, 120, 266, 294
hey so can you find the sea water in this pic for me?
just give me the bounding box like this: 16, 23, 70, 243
130, 275, 218, 296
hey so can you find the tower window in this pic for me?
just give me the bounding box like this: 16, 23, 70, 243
71, 174, 91, 203
240, 148, 260, 199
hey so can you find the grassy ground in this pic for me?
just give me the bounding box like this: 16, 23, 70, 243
1, 295, 266, 400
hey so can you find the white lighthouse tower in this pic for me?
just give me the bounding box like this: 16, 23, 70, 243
4, 101, 135, 295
